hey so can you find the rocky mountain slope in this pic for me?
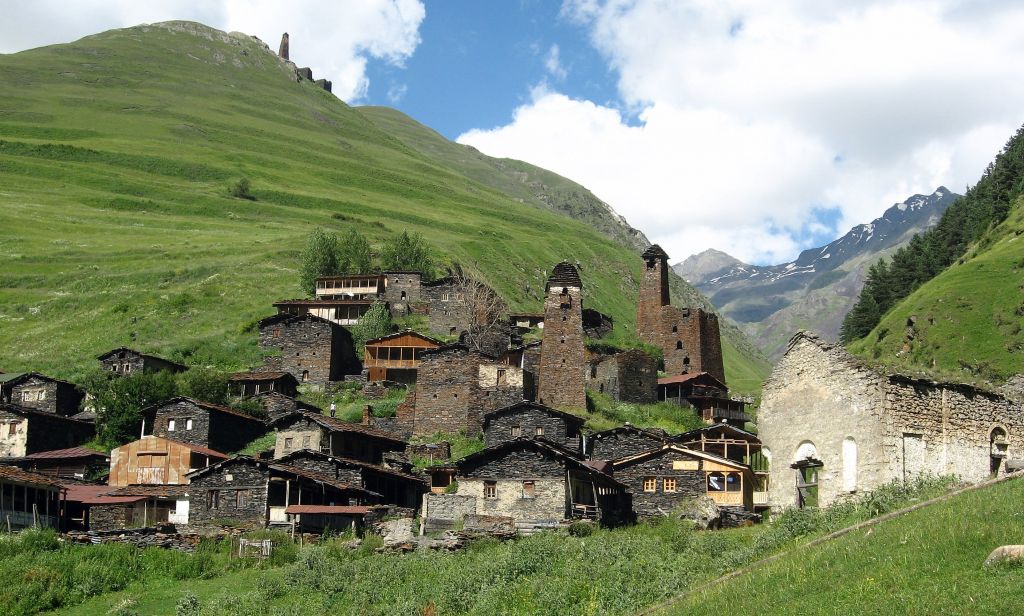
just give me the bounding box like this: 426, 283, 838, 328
675, 188, 958, 358
0, 21, 768, 392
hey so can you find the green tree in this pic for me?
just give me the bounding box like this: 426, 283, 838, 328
380, 231, 435, 279
337, 228, 373, 274
351, 300, 393, 354
299, 228, 341, 296
88, 371, 178, 448
176, 367, 228, 405
840, 291, 881, 344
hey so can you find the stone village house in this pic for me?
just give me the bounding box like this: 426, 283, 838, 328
0, 372, 85, 417
275, 449, 427, 509
481, 401, 585, 451
0, 465, 65, 530
146, 397, 268, 455
657, 372, 750, 427
271, 411, 407, 463
759, 332, 1024, 510
611, 443, 755, 518
587, 424, 673, 461
425, 438, 629, 530
228, 371, 298, 398
0, 402, 95, 458
186, 456, 380, 528
258, 312, 361, 386
96, 347, 186, 377
586, 349, 658, 404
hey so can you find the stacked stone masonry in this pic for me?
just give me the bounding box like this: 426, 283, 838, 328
537, 263, 587, 410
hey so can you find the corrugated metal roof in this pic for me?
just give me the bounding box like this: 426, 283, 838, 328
285, 505, 371, 515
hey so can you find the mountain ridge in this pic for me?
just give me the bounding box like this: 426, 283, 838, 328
675, 188, 958, 357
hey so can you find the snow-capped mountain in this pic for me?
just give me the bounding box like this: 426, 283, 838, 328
674, 187, 959, 358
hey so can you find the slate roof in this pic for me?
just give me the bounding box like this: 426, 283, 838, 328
142, 397, 264, 424
63, 485, 145, 505
275, 449, 426, 483
546, 261, 582, 289
20, 447, 108, 461
95, 347, 187, 370
675, 424, 761, 443
103, 484, 192, 498
611, 443, 752, 471
271, 411, 408, 445
285, 504, 372, 515
482, 401, 586, 429
641, 244, 670, 260
0, 372, 79, 389
0, 465, 65, 489
0, 402, 96, 426
436, 438, 624, 489
229, 371, 297, 383
187, 456, 382, 499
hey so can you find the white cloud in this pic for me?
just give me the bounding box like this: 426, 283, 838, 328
544, 44, 568, 80
461, 1, 1024, 264
0, 0, 425, 102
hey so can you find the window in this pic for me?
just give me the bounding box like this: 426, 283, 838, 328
484, 481, 497, 498
663, 477, 677, 493
535, 426, 545, 436
522, 481, 535, 499
497, 369, 507, 385
301, 370, 309, 382
167, 419, 176, 432
207, 490, 220, 509
273, 328, 281, 338
22, 391, 32, 402
676, 341, 683, 350
38, 389, 47, 400
671, 325, 678, 333
643, 476, 657, 492
725, 472, 742, 492
235, 489, 250, 508
510, 425, 521, 437
302, 435, 311, 448
284, 437, 294, 449
706, 472, 725, 492
8, 423, 16, 436
185, 419, 193, 430
442, 293, 451, 301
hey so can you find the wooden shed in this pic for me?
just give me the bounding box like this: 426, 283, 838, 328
108, 435, 227, 487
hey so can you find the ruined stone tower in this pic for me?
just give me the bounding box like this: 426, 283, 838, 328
278, 33, 289, 61
635, 245, 725, 383
537, 262, 587, 410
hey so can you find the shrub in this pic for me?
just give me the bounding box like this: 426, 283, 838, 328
229, 177, 254, 200
568, 521, 594, 537
175, 592, 201, 616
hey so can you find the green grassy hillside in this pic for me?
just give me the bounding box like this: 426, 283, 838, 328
668, 476, 1024, 615
0, 21, 768, 392
848, 196, 1024, 383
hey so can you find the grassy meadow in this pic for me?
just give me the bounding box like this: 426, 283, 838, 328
849, 196, 1024, 384
0, 21, 769, 394
21, 475, 968, 616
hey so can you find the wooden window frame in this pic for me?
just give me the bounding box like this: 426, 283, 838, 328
522, 481, 535, 499
663, 477, 677, 493
642, 476, 657, 492
483, 480, 497, 499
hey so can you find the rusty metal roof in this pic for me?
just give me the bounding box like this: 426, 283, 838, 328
285, 504, 371, 515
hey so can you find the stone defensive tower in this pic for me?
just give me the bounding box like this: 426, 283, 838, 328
537, 262, 587, 410
635, 245, 725, 383
278, 33, 289, 61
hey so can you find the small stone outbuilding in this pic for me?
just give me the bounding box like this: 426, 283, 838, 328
481, 401, 585, 452
587, 349, 658, 404
0, 372, 84, 417
147, 397, 268, 455
270, 411, 407, 463
0, 403, 95, 458
258, 312, 361, 386
587, 424, 672, 461
96, 347, 186, 376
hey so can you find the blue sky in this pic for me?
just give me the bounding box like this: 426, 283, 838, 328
363, 2, 623, 139
3, 1, 1024, 265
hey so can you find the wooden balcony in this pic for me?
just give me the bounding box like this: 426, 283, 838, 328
708, 491, 744, 507
753, 491, 769, 506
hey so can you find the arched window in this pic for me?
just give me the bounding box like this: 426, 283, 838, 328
675, 341, 683, 350
842, 437, 857, 492
671, 325, 678, 333
991, 427, 1009, 476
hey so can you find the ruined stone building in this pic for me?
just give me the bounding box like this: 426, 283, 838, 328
481, 402, 585, 451
401, 344, 528, 437
635, 245, 725, 382
586, 349, 658, 404
229, 371, 298, 398
537, 262, 587, 410
0, 372, 84, 417
760, 332, 1024, 510
258, 312, 361, 385
97, 347, 186, 376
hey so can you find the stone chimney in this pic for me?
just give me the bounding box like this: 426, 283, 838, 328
278, 33, 289, 60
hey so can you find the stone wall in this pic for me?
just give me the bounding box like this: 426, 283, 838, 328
537, 270, 586, 410
483, 407, 579, 450
422, 280, 466, 336
0, 410, 27, 457
256, 392, 307, 423
281, 455, 362, 485
422, 493, 477, 532
587, 350, 658, 404
259, 315, 360, 385
383, 272, 422, 315
460, 447, 565, 479
90, 502, 141, 531
614, 449, 708, 518
456, 477, 566, 524
187, 463, 271, 527
8, 377, 81, 416
273, 416, 324, 458
26, 412, 95, 454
